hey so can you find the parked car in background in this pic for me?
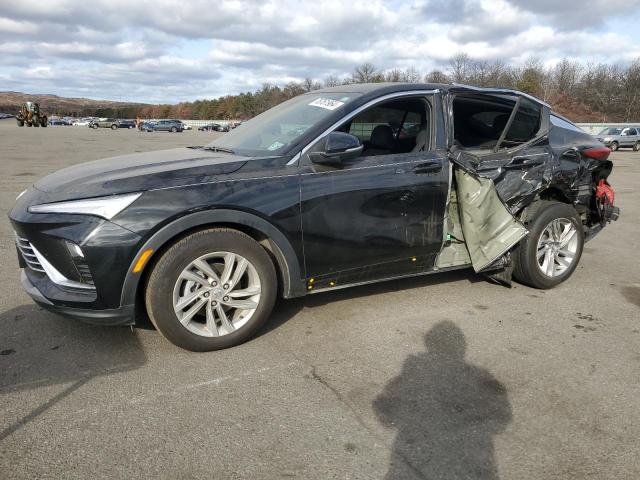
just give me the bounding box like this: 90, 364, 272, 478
9, 83, 619, 351
49, 118, 72, 126
73, 118, 92, 126
146, 119, 184, 132
139, 121, 157, 132
596, 127, 640, 151
198, 123, 228, 132
89, 118, 120, 130
181, 122, 192, 130
117, 119, 136, 129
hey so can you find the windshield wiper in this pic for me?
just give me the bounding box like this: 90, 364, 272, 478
204, 146, 235, 154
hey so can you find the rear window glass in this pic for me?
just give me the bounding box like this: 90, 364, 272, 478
453, 94, 542, 150
551, 115, 585, 133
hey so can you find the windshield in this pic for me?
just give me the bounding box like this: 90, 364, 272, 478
206, 92, 360, 156
599, 128, 622, 135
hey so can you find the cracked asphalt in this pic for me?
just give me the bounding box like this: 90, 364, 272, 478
1, 119, 639, 479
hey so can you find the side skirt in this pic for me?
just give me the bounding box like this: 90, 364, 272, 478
307, 263, 473, 295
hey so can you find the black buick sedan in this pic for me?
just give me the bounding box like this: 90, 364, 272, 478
10, 83, 618, 351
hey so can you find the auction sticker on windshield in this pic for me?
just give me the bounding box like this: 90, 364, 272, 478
308, 98, 345, 110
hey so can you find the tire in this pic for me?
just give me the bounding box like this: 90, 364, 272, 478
92, 124, 98, 129
33, 118, 39, 127
17, 119, 24, 127
610, 141, 619, 151
634, 142, 640, 152
111, 124, 117, 130
170, 126, 177, 132
145, 228, 277, 351
41, 117, 47, 127
513, 201, 584, 289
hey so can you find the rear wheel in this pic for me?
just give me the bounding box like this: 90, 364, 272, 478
145, 228, 277, 351
33, 117, 39, 127
610, 141, 619, 151
513, 201, 584, 289
92, 123, 98, 129
634, 142, 640, 152
17, 119, 24, 127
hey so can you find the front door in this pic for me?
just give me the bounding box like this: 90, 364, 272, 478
299, 95, 449, 289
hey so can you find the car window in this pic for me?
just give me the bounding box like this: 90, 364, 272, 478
628, 128, 637, 135
453, 94, 541, 151
348, 106, 406, 142
550, 115, 585, 133
335, 96, 430, 156
206, 92, 361, 157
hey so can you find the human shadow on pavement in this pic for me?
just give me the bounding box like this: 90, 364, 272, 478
0, 304, 146, 441
374, 321, 512, 480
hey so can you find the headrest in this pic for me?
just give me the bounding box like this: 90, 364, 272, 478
370, 125, 394, 149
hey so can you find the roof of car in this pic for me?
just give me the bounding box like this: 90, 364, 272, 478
312, 82, 549, 107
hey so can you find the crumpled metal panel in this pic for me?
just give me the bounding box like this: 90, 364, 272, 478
453, 169, 528, 272
449, 139, 553, 214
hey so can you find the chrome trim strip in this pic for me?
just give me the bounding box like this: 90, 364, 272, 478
451, 83, 551, 108
29, 243, 96, 291
299, 89, 440, 158
285, 151, 301, 167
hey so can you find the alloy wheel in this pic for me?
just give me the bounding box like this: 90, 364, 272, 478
536, 218, 579, 278
172, 251, 261, 337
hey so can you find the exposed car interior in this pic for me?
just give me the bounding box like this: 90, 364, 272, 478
452, 94, 542, 151
338, 97, 430, 156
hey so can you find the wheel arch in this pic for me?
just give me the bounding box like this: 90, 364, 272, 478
120, 209, 305, 314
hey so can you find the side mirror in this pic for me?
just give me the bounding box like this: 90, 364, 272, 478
309, 132, 363, 165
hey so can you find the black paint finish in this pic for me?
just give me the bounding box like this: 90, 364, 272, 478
7, 83, 616, 325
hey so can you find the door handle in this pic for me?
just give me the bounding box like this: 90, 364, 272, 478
412, 161, 442, 174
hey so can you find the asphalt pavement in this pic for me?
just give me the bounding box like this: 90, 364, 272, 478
0, 119, 639, 479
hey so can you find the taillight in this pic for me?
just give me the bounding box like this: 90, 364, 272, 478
583, 146, 611, 161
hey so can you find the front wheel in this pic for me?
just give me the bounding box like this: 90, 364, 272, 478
634, 142, 640, 152
170, 126, 177, 132
513, 201, 584, 289
610, 141, 619, 151
145, 228, 277, 351
111, 124, 117, 130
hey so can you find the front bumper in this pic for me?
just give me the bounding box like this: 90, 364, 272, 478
21, 270, 135, 326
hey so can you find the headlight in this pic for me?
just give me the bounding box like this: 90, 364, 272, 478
28, 193, 141, 220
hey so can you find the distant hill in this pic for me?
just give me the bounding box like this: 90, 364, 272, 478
0, 92, 148, 117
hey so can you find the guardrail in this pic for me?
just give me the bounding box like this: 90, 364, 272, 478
576, 123, 639, 135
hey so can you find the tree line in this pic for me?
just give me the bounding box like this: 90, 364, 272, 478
139, 56, 640, 123
19, 56, 639, 122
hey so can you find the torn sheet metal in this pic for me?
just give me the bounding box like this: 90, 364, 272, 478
454, 169, 528, 272
450, 141, 553, 213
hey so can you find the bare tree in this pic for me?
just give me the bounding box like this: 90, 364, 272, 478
352, 63, 384, 83
323, 75, 341, 87
425, 70, 449, 83
449, 53, 473, 83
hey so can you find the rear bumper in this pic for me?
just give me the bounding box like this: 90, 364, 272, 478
21, 270, 135, 326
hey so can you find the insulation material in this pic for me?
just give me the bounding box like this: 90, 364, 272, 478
436, 181, 471, 269
454, 168, 528, 272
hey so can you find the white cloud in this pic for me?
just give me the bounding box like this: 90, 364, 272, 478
0, 0, 639, 102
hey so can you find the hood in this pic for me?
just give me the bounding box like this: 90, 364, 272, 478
34, 147, 250, 201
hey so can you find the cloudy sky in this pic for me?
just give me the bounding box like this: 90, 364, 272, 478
1, 0, 639, 103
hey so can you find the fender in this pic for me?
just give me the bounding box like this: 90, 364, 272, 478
119, 209, 306, 309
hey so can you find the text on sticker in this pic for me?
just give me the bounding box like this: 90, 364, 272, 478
308, 98, 345, 110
